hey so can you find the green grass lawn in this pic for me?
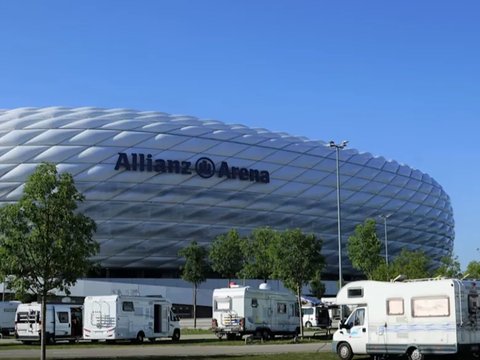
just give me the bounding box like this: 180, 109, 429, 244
0, 336, 332, 351
2, 354, 371, 360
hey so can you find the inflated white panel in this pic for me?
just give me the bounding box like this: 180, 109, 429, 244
0, 106, 454, 275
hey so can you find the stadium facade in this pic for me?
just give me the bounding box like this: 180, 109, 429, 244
0, 107, 454, 282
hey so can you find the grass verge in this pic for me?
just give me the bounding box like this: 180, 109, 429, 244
0, 354, 371, 360
0, 336, 332, 350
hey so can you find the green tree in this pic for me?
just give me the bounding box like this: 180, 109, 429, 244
465, 261, 480, 279
309, 270, 326, 299
373, 248, 433, 281
178, 240, 210, 329
434, 252, 463, 278
209, 229, 245, 285
272, 228, 326, 338
240, 227, 279, 283
346, 218, 384, 280
0, 162, 99, 360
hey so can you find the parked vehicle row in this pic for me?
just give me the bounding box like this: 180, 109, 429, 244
14, 294, 181, 345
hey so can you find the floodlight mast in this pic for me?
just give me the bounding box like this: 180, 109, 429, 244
378, 213, 392, 266
325, 140, 348, 320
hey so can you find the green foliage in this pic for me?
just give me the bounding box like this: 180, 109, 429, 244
178, 240, 210, 329
466, 261, 480, 279
0, 162, 99, 360
434, 252, 463, 278
346, 218, 384, 280
209, 229, 245, 283
178, 240, 210, 287
240, 226, 279, 283
372, 247, 432, 281
0, 162, 99, 296
272, 228, 325, 337
309, 271, 326, 299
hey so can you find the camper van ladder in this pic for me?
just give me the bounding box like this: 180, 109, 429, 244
91, 301, 112, 329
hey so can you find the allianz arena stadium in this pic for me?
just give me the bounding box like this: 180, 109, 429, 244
0, 107, 454, 279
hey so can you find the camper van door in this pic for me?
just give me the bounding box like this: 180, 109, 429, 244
55, 309, 71, 337
343, 307, 368, 354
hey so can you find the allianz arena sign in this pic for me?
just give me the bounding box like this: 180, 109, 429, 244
114, 152, 271, 183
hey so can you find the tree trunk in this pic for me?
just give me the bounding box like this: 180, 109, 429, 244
41, 290, 47, 360
297, 286, 304, 338
193, 283, 197, 329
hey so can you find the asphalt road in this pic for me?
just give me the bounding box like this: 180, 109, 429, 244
1, 342, 332, 359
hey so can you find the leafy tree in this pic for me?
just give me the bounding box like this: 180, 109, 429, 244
466, 261, 480, 279
373, 248, 432, 281
309, 270, 326, 299
272, 228, 325, 337
178, 240, 210, 329
0, 162, 99, 360
434, 252, 463, 278
240, 227, 279, 283
209, 229, 245, 285
346, 218, 384, 280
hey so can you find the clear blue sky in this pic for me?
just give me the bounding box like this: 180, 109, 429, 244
1, 0, 479, 268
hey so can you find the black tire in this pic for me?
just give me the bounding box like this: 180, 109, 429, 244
262, 329, 270, 341
407, 347, 425, 360
172, 329, 180, 341
337, 342, 354, 360
22, 341, 32, 345
305, 321, 312, 328
135, 332, 145, 344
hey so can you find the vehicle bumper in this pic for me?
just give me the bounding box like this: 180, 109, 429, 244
15, 334, 41, 342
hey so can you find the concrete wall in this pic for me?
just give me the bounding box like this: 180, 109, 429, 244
0, 278, 339, 308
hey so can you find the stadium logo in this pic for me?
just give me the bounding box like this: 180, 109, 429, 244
114, 153, 270, 183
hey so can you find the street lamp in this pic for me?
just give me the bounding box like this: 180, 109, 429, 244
325, 140, 348, 320
378, 214, 392, 266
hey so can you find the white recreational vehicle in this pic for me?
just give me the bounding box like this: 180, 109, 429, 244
14, 302, 83, 344
0, 301, 21, 335
83, 294, 181, 343
332, 278, 480, 360
212, 283, 301, 340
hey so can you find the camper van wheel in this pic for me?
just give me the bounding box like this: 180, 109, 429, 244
262, 330, 271, 341
21, 341, 32, 345
407, 347, 424, 360
337, 342, 353, 360
172, 329, 181, 341
305, 321, 312, 328
135, 332, 145, 344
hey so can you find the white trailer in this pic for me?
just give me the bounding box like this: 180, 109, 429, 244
83, 294, 181, 343
332, 278, 480, 360
212, 283, 301, 340
0, 301, 21, 335
14, 302, 83, 344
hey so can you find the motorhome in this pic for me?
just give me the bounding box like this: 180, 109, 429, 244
14, 302, 83, 344
0, 301, 21, 336
302, 305, 331, 329
332, 278, 480, 360
212, 282, 301, 340
83, 294, 181, 343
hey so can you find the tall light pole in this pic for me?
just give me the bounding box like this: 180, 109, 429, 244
325, 140, 348, 320
378, 214, 392, 266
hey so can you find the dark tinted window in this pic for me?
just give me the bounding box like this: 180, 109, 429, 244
348, 288, 363, 298
122, 301, 134, 312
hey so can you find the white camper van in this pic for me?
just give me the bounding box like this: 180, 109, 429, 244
212, 283, 301, 340
83, 294, 181, 343
0, 301, 21, 335
14, 302, 83, 344
332, 278, 480, 360
302, 305, 331, 328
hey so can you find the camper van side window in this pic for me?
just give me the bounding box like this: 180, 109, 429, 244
251, 299, 258, 308
387, 298, 404, 315
277, 303, 287, 314
295, 303, 300, 317
412, 296, 450, 318
57, 312, 69, 323
348, 288, 363, 298
122, 301, 134, 312
468, 294, 478, 315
